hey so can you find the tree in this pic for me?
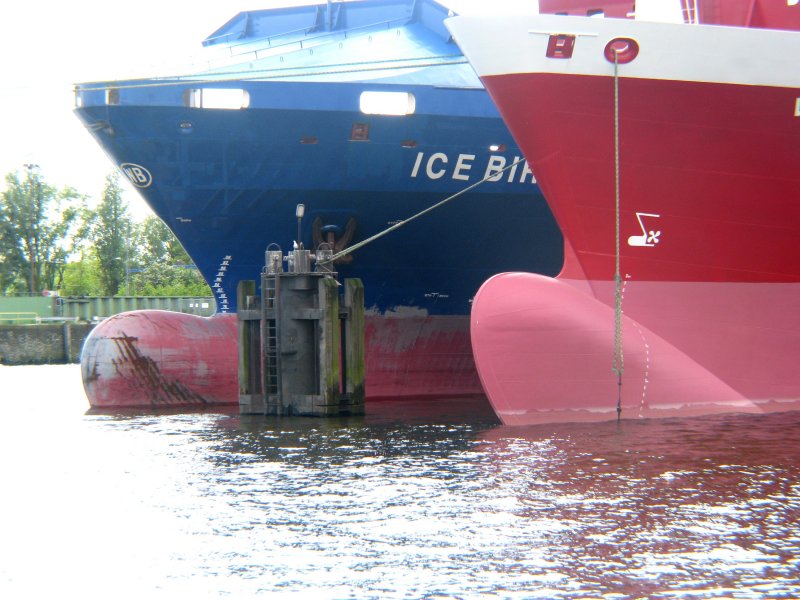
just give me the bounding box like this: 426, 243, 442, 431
129, 263, 211, 297
0, 165, 84, 294
59, 251, 103, 296
128, 214, 210, 296
0, 199, 24, 293
90, 173, 134, 296
138, 215, 192, 267
2, 166, 211, 298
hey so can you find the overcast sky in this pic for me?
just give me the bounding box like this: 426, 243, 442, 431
0, 0, 536, 219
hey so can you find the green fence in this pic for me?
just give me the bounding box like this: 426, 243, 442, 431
0, 312, 40, 325
0, 295, 217, 322
0, 296, 56, 322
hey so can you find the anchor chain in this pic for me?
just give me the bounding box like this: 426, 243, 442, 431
612, 50, 625, 420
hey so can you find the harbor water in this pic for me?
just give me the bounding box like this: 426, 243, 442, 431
1, 365, 798, 599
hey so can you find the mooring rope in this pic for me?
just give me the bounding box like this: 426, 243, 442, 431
318, 157, 528, 266
612, 50, 624, 421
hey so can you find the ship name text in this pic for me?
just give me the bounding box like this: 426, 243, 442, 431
410, 152, 536, 184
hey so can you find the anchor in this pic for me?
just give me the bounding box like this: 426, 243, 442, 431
312, 216, 357, 264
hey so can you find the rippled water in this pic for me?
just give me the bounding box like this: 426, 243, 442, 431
1, 365, 799, 599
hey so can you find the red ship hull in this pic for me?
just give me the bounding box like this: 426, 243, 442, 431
447, 12, 800, 424
81, 310, 481, 408
471, 271, 800, 425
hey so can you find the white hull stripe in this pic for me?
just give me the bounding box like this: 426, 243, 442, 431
446, 14, 800, 89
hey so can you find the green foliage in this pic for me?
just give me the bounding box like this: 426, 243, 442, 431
59, 252, 103, 296
2, 167, 212, 299
126, 214, 210, 297
0, 166, 86, 294
139, 215, 192, 267
89, 173, 133, 296
129, 263, 211, 297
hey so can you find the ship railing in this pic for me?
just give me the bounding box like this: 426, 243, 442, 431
632, 0, 703, 25
205, 24, 312, 49
681, 0, 701, 24
75, 14, 435, 85
216, 15, 414, 65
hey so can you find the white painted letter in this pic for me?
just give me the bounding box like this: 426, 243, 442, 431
507, 157, 520, 183
426, 153, 448, 179
452, 154, 475, 181
410, 151, 424, 178
484, 155, 506, 181
519, 161, 536, 184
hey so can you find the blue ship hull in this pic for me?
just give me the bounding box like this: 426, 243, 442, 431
75, 89, 562, 314
73, 0, 563, 406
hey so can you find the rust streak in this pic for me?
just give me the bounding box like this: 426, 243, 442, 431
109, 332, 209, 407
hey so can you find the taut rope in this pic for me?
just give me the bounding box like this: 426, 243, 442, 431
318, 157, 527, 266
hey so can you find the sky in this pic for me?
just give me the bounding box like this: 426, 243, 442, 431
0, 0, 536, 220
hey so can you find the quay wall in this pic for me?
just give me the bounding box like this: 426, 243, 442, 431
0, 295, 216, 365
0, 323, 96, 365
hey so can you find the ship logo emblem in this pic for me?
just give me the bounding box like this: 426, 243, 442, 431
628, 212, 661, 247
119, 163, 153, 188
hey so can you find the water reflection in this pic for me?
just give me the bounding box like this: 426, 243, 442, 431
475, 415, 800, 598
1, 366, 799, 598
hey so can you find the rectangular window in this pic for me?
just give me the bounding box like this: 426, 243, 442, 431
105, 88, 120, 105
359, 91, 415, 116
546, 34, 576, 59
185, 88, 250, 109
